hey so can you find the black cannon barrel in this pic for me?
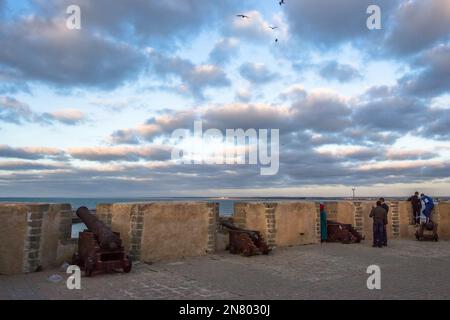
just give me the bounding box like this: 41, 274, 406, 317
76, 206, 121, 250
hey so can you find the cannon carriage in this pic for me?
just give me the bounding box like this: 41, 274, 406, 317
221, 220, 270, 256
72, 206, 132, 276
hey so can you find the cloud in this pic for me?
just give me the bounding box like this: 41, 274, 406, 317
0, 161, 67, 171
1, 96, 87, 126
279, 84, 307, 101
110, 109, 197, 144
315, 145, 380, 161
40, 0, 240, 47
356, 159, 446, 172
352, 93, 425, 132
0, 67, 31, 94
1, 1, 450, 196
292, 89, 352, 132
109, 102, 292, 145
385, 149, 439, 161
209, 37, 240, 65
239, 62, 278, 84
68, 145, 171, 162
385, 0, 450, 56
0, 16, 146, 89
148, 49, 230, 99
319, 61, 362, 82
399, 45, 450, 97
0, 96, 33, 124
419, 107, 450, 140
284, 0, 396, 48
235, 88, 252, 102
109, 129, 142, 145
41, 109, 87, 125
0, 145, 65, 160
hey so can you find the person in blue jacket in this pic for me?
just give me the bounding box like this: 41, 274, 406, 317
420, 193, 434, 222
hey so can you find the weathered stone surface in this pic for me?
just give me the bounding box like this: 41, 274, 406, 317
2, 240, 450, 300
0, 203, 73, 275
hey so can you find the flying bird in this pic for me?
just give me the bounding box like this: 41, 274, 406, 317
275, 38, 278, 43
279, 0, 285, 5
269, 26, 278, 30
236, 14, 249, 19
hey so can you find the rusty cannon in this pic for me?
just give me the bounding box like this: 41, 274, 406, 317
72, 206, 132, 276
221, 220, 270, 256
326, 220, 364, 244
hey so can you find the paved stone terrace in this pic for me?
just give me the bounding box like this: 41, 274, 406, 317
1, 240, 450, 300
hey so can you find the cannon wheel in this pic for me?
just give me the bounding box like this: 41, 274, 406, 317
241, 234, 257, 257
123, 256, 132, 273
84, 258, 95, 277
72, 253, 80, 266
85, 264, 93, 277
258, 242, 270, 255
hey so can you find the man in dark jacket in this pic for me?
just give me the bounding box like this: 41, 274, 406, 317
379, 198, 389, 246
370, 201, 387, 248
408, 192, 422, 225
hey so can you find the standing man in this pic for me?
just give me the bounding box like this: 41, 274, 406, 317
408, 192, 422, 225
379, 198, 389, 246
369, 201, 387, 248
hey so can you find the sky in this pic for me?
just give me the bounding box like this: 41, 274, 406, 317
0, 0, 449, 198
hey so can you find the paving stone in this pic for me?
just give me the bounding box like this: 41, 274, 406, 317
1, 240, 450, 299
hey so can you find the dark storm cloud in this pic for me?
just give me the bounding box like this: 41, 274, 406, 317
319, 61, 363, 82
239, 62, 278, 84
